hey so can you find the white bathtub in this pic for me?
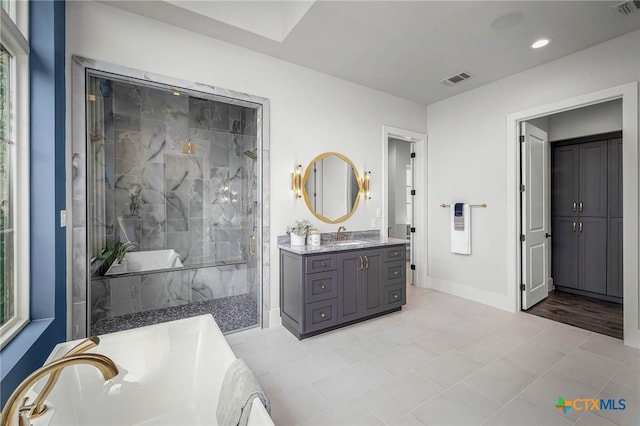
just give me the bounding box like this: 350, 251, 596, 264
31, 315, 273, 425
105, 249, 183, 276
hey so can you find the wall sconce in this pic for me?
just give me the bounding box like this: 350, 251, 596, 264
291, 164, 303, 198
362, 171, 371, 200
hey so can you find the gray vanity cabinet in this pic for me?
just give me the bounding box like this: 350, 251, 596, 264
338, 249, 383, 323
280, 244, 406, 339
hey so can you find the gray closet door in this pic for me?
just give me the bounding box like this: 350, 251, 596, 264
607, 218, 623, 298
578, 217, 607, 295
552, 217, 579, 289
608, 138, 623, 218
552, 145, 579, 217
578, 141, 608, 217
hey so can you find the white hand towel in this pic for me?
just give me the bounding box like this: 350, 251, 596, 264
450, 204, 471, 255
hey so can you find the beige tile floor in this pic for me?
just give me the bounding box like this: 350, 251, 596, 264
226, 286, 640, 426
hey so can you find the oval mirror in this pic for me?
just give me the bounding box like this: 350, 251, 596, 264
302, 152, 362, 223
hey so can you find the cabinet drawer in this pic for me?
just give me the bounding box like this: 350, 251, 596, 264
384, 246, 406, 262
383, 261, 405, 285
384, 285, 406, 309
305, 270, 338, 303
305, 254, 337, 273
305, 299, 338, 333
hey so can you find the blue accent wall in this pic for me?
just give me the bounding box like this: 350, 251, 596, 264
0, 0, 66, 408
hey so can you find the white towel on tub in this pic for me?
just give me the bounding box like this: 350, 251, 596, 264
217, 358, 270, 426
450, 204, 471, 254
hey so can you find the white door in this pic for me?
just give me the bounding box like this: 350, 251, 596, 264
521, 122, 551, 309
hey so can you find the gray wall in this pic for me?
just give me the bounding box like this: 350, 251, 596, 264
548, 99, 622, 142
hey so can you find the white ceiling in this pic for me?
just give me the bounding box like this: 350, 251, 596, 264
99, 1, 640, 105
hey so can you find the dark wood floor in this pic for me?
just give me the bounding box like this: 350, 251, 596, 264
525, 290, 623, 339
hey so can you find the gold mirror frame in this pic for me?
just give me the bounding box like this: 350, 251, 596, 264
302, 152, 362, 224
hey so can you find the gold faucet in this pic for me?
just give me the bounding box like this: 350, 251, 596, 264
0, 337, 118, 425
337, 226, 347, 241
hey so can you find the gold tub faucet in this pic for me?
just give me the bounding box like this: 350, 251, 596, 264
0, 337, 118, 425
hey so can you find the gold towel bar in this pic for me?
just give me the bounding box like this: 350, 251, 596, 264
441, 203, 487, 208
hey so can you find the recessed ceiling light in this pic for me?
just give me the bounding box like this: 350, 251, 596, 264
531, 38, 552, 49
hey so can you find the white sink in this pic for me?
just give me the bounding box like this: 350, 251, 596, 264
31, 316, 273, 425
327, 240, 365, 246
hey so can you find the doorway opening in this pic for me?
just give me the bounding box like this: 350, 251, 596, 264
382, 125, 426, 288
388, 137, 415, 283
519, 100, 623, 339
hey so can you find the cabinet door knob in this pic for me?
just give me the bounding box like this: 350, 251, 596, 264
573, 201, 577, 212
579, 201, 583, 212
393, 270, 399, 276
319, 312, 326, 319
573, 222, 577, 232
320, 261, 326, 267
364, 256, 369, 269
393, 251, 398, 256
393, 294, 400, 299
579, 222, 583, 233
319, 283, 326, 289
359, 256, 364, 270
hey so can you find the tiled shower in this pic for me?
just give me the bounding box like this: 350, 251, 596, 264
84, 70, 261, 335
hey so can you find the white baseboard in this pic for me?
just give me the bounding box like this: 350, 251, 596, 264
426, 276, 516, 313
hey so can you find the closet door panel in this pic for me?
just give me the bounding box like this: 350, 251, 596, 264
607, 218, 623, 298
552, 146, 579, 217
578, 217, 607, 295
579, 141, 608, 217
552, 217, 579, 289
608, 138, 623, 218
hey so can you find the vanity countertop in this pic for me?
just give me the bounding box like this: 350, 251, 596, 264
278, 235, 408, 255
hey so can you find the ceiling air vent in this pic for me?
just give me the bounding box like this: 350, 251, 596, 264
614, 0, 640, 16
440, 72, 471, 87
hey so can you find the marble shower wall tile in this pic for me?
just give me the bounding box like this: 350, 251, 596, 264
210, 101, 230, 132
73, 302, 87, 340
166, 231, 190, 262
166, 124, 188, 151
112, 82, 141, 131
141, 119, 166, 164
109, 275, 141, 317
141, 86, 167, 121
242, 107, 257, 136
115, 131, 144, 177
211, 131, 230, 168
72, 228, 87, 303
189, 263, 248, 302
73, 59, 269, 337
140, 270, 190, 311
91, 278, 110, 325
72, 153, 86, 227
